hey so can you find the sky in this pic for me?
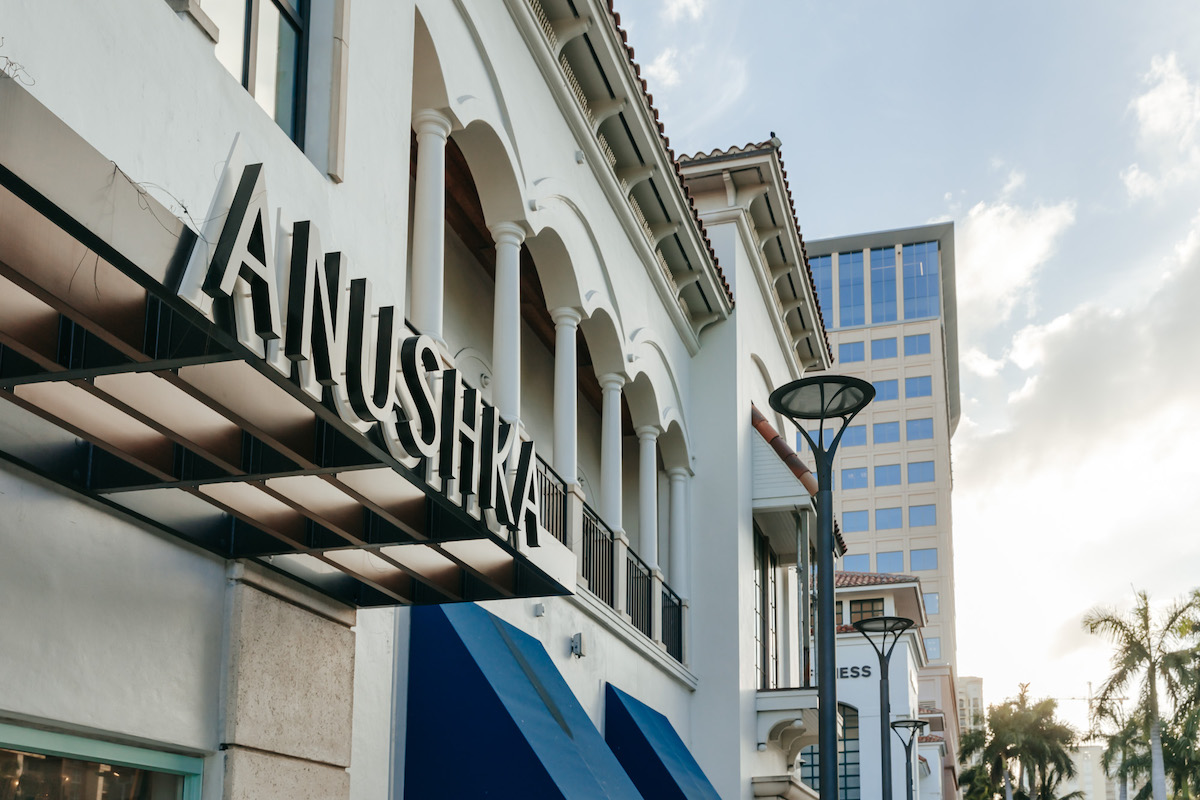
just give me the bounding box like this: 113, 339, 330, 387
620, 0, 1200, 732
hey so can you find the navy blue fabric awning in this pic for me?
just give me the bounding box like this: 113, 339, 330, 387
605, 683, 722, 800
406, 604, 643, 799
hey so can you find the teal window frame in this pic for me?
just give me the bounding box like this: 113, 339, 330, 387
0, 722, 204, 800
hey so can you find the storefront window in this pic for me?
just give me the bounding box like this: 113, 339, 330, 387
0, 724, 202, 800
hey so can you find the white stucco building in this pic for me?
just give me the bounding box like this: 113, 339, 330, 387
0, 1, 893, 799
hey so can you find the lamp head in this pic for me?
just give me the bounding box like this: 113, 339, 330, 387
769, 375, 875, 422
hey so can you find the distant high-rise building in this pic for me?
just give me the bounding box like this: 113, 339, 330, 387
805, 223, 960, 669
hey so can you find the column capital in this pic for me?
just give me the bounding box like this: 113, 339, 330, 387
667, 466, 690, 480
598, 372, 626, 392
412, 108, 453, 139
550, 306, 583, 328
489, 220, 527, 247
635, 424, 660, 442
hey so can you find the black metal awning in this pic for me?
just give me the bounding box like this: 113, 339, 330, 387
0, 80, 574, 608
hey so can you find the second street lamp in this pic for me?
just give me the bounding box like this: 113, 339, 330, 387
770, 375, 874, 800
891, 718, 929, 800
852, 615, 915, 800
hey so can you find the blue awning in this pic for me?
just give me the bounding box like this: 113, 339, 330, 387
605, 683, 722, 800
405, 604, 644, 799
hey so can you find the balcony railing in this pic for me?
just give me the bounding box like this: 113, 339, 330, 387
626, 548, 652, 638
577, 499, 686, 665
534, 455, 568, 545
661, 583, 684, 661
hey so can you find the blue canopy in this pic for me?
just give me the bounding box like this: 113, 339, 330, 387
405, 604, 644, 799
604, 683, 722, 800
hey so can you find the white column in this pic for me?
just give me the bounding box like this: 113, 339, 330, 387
490, 222, 525, 423
667, 467, 688, 596
410, 109, 453, 342
550, 308, 581, 484
599, 373, 625, 530
636, 425, 660, 570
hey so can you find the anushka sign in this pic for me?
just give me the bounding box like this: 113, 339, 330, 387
179, 164, 545, 546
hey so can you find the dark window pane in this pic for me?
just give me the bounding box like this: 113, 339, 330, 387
876, 507, 902, 530
911, 548, 938, 570
870, 247, 897, 323
908, 461, 935, 483
841, 467, 868, 489
907, 418, 934, 440
811, 255, 833, 325
872, 379, 898, 401
0, 746, 183, 799
904, 333, 931, 355
842, 553, 870, 571
905, 376, 932, 398
839, 341, 865, 363
910, 504, 937, 527
838, 251, 865, 327
255, 2, 302, 139
842, 511, 869, 533
903, 241, 940, 319
924, 592, 940, 615
874, 421, 900, 444
876, 551, 903, 572
875, 464, 901, 486
871, 337, 897, 359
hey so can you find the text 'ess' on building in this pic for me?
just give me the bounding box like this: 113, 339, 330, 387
0, 1, 958, 798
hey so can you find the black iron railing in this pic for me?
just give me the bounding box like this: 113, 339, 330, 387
534, 455, 568, 545
626, 548, 652, 638
581, 503, 614, 606
661, 582, 684, 661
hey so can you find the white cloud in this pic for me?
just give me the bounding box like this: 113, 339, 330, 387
1122, 53, 1200, 200
663, 0, 706, 22
644, 48, 681, 89
962, 347, 1005, 378
956, 197, 1076, 338
1001, 170, 1026, 197
954, 214, 1200, 722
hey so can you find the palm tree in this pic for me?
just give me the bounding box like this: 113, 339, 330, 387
1084, 590, 1200, 800
961, 685, 1077, 800
1097, 706, 1144, 800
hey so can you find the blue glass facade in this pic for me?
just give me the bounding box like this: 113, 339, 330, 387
842, 554, 869, 572
839, 341, 865, 363
870, 247, 897, 323
904, 333, 931, 355
842, 511, 869, 533
810, 254, 833, 324
871, 338, 897, 359
876, 507, 902, 530
910, 505, 937, 526
842, 425, 867, 447
905, 376, 932, 398
911, 548, 938, 570
874, 464, 901, 486
876, 551, 903, 573
838, 251, 865, 327
841, 468, 868, 489
907, 461, 935, 483
902, 241, 940, 319
906, 418, 934, 440
872, 379, 898, 401
873, 421, 900, 444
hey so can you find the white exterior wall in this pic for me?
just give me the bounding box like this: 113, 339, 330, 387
835, 634, 922, 800
0, 1, 826, 798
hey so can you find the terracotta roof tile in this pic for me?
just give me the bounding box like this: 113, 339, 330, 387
749, 405, 847, 556
837, 624, 856, 634
678, 140, 833, 362
919, 734, 944, 743
606, 2, 734, 308
835, 571, 920, 588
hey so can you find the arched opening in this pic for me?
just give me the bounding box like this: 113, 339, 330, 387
799, 704, 860, 799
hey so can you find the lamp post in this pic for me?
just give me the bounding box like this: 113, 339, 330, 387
891, 718, 928, 800
852, 616, 914, 800
770, 376, 874, 800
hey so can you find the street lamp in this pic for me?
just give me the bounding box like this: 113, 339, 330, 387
890, 718, 929, 800
770, 375, 874, 800
852, 616, 914, 800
